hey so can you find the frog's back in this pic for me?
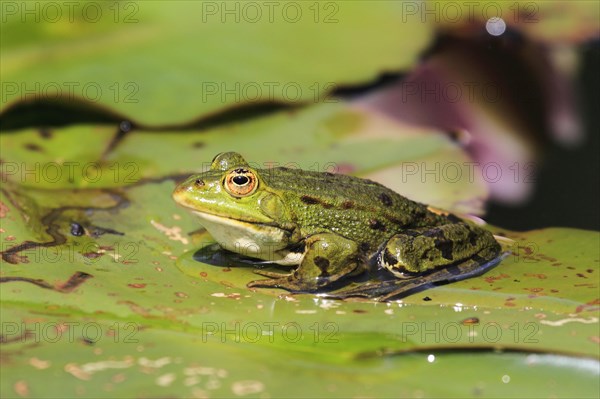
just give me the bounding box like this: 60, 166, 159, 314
260, 167, 441, 242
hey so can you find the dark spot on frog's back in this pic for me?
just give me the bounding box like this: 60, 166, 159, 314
300, 195, 333, 208
369, 219, 386, 231
378, 192, 393, 207
341, 200, 354, 209
468, 231, 478, 245
301, 195, 320, 205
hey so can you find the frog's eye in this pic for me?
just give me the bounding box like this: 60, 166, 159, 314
224, 168, 258, 197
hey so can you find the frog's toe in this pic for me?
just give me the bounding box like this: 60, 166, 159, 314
247, 276, 310, 293
379, 252, 419, 279
247, 277, 286, 289
252, 269, 290, 279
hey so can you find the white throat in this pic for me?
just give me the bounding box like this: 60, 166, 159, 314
192, 211, 301, 265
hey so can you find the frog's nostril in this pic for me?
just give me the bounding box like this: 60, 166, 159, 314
194, 179, 205, 187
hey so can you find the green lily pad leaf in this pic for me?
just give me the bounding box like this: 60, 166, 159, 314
1, 106, 597, 398
1, 1, 431, 125
1, 166, 598, 397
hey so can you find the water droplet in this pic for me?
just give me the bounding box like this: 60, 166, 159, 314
486, 17, 506, 36
119, 121, 132, 132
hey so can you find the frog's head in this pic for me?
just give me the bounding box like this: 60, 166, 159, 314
172, 152, 290, 228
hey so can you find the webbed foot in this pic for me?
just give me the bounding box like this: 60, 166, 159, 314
326, 251, 508, 301
247, 272, 314, 293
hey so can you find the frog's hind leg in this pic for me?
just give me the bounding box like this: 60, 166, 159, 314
379, 222, 501, 277
328, 222, 503, 301
328, 250, 508, 301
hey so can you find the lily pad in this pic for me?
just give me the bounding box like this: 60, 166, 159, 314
1, 176, 598, 397
1, 115, 599, 397
0, 1, 431, 125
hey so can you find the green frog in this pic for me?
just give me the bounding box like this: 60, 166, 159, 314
172, 152, 502, 300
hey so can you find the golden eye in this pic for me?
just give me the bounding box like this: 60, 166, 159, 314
224, 168, 258, 197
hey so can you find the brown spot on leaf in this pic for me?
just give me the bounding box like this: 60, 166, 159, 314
485, 273, 510, 283
117, 300, 152, 316
14, 380, 29, 397
39, 128, 52, 139
83, 252, 103, 259
527, 287, 544, 293
461, 317, 480, 325
524, 273, 547, 279
220, 280, 235, 288
24, 143, 43, 152
0, 201, 9, 218
128, 283, 147, 288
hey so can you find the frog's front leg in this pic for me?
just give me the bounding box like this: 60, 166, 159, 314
380, 222, 501, 277
247, 233, 364, 293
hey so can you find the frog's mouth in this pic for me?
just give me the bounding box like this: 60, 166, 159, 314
172, 190, 280, 228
